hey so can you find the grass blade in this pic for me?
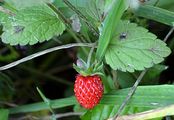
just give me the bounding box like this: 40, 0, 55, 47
9, 97, 76, 114
96, 0, 127, 60
134, 5, 174, 26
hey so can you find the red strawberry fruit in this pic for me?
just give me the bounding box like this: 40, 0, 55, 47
74, 74, 104, 109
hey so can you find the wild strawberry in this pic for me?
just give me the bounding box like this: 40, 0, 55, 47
74, 74, 103, 109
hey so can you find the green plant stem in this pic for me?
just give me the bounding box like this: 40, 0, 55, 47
47, 3, 89, 55
0, 101, 17, 107
47, 3, 78, 39
110, 104, 174, 120
87, 43, 96, 68
42, 112, 83, 120
10, 112, 83, 120
37, 87, 56, 120
0, 43, 94, 71
113, 69, 147, 120
63, 0, 99, 35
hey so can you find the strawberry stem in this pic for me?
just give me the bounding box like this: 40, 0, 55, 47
87, 43, 96, 68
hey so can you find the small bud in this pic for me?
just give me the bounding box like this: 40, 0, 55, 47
128, 0, 140, 10
70, 14, 81, 32
76, 59, 87, 69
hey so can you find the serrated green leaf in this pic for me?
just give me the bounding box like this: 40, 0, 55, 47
1, 5, 65, 45
105, 21, 171, 72
53, 0, 88, 8
0, 12, 9, 25
0, 109, 9, 120
82, 85, 174, 120
84, 0, 105, 22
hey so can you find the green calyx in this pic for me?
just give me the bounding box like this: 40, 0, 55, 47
73, 58, 104, 76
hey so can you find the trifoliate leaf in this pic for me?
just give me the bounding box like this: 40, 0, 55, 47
1, 5, 65, 45
105, 21, 171, 72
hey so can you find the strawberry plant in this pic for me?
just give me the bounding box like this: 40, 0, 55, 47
0, 0, 174, 120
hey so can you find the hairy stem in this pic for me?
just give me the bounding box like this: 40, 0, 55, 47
47, 3, 89, 55
113, 69, 147, 120
63, 0, 99, 36
87, 43, 96, 67
0, 43, 94, 71
164, 27, 174, 42
10, 112, 83, 120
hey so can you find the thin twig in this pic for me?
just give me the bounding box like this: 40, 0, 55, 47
63, 0, 99, 35
47, 3, 80, 40
42, 112, 83, 120
0, 43, 94, 71
13, 115, 39, 120
113, 69, 147, 120
0, 101, 18, 107
10, 112, 83, 120
47, 3, 70, 25
36, 87, 56, 120
110, 104, 174, 120
163, 27, 174, 42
